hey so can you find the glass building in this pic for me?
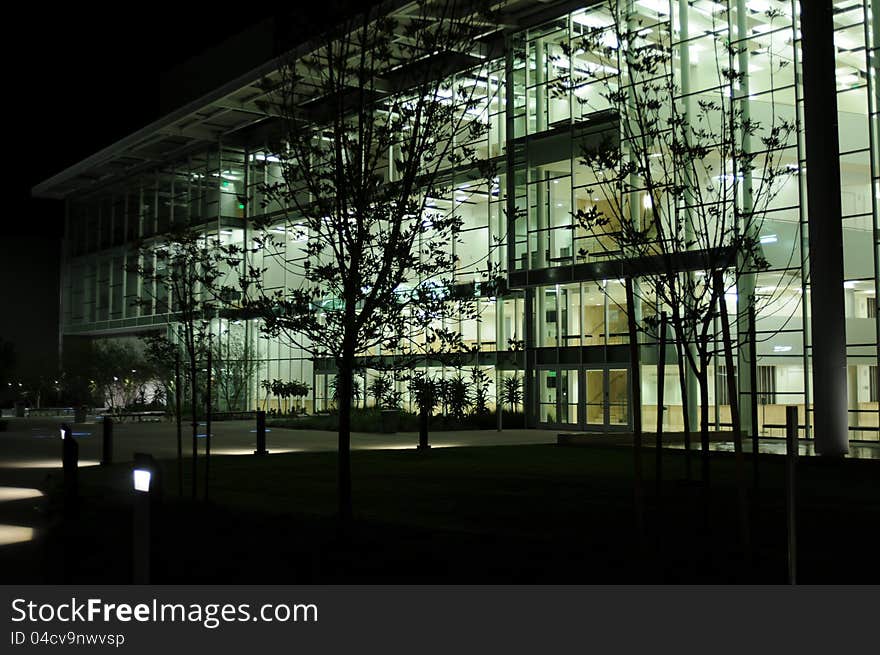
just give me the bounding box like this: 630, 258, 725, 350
33, 1, 879, 450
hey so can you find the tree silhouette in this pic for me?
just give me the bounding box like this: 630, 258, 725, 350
232, 0, 501, 520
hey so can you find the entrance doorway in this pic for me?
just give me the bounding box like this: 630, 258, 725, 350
535, 365, 631, 432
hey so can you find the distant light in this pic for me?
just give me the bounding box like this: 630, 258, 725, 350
59, 428, 65, 440
133, 469, 152, 493
759, 234, 778, 244
238, 204, 245, 210
113, 376, 119, 382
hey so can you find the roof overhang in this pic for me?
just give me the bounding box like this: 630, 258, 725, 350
31, 0, 589, 200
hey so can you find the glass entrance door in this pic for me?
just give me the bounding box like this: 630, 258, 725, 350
584, 365, 631, 432
536, 365, 629, 431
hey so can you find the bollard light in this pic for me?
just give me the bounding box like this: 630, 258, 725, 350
132, 453, 156, 493
133, 469, 152, 493
60, 423, 78, 515
131, 452, 157, 585
102, 417, 114, 467
254, 410, 269, 456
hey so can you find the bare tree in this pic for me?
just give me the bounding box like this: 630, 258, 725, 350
129, 227, 226, 498
232, 0, 501, 520
211, 331, 257, 411
570, 1, 797, 484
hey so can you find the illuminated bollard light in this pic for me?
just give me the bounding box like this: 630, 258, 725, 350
101, 416, 114, 466
254, 410, 269, 456
60, 423, 78, 510
132, 453, 159, 584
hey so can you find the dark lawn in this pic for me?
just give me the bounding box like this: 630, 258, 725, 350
38, 444, 880, 584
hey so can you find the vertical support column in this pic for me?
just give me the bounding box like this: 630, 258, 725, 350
504, 31, 518, 277
800, 0, 850, 455
524, 289, 535, 427
734, 0, 757, 439
534, 37, 548, 270
863, 0, 880, 434
242, 146, 251, 411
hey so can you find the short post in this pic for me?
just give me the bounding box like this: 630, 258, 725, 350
785, 406, 798, 585
132, 453, 156, 584
418, 405, 431, 451
101, 416, 114, 466
497, 370, 503, 432
254, 410, 268, 455
60, 423, 78, 511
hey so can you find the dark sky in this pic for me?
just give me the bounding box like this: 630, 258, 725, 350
3, 6, 277, 380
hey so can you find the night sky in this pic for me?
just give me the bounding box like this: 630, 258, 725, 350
3, 3, 371, 385
4, 6, 279, 381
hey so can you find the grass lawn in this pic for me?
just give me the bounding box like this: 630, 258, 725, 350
41, 444, 880, 584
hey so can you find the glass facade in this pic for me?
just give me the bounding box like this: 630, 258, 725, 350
50, 1, 879, 442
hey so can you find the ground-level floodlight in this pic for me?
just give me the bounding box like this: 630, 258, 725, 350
254, 410, 269, 455
101, 416, 114, 466
132, 452, 158, 584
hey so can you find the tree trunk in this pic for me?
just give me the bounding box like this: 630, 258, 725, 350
336, 352, 354, 524
698, 366, 710, 487
205, 345, 212, 502
656, 312, 667, 504
718, 274, 751, 565
175, 352, 183, 497
670, 305, 693, 481
624, 278, 645, 550
675, 338, 693, 481
190, 351, 198, 500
